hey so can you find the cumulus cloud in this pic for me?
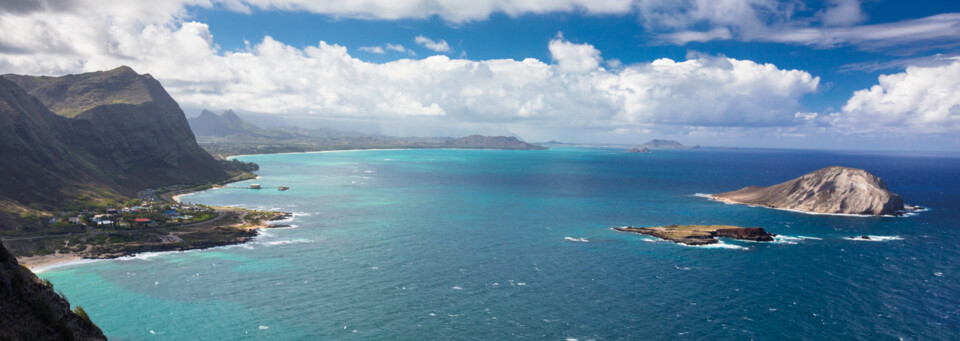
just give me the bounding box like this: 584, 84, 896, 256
414, 35, 450, 52
831, 58, 960, 133
0, 11, 822, 129
548, 33, 602, 73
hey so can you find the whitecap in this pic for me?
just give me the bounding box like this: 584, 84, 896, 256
564, 237, 589, 243
452, 286, 463, 290
31, 258, 104, 274
679, 241, 747, 250
262, 238, 312, 246
116, 252, 166, 261
517, 282, 527, 286
773, 235, 822, 244
846, 235, 904, 242
259, 325, 269, 330
934, 272, 944, 277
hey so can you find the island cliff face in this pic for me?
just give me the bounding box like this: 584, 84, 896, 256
0, 244, 106, 340
711, 166, 905, 216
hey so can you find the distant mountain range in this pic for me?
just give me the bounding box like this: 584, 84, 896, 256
188, 110, 547, 156
0, 66, 230, 229
640, 139, 700, 149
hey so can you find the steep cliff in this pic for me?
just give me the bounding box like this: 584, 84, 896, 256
0, 243, 106, 340
0, 77, 121, 207
711, 166, 905, 216
3, 66, 229, 195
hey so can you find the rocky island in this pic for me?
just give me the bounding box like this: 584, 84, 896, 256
627, 147, 650, 153
614, 225, 774, 245
709, 166, 906, 216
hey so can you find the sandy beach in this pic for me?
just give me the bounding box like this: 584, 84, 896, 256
18, 252, 83, 273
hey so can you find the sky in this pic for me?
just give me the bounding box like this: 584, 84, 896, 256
0, 1, 959, 151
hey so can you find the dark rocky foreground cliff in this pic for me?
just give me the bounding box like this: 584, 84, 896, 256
0, 67, 230, 229
711, 166, 905, 216
0, 244, 106, 340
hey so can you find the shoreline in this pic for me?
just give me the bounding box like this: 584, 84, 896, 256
19, 215, 293, 274
693, 193, 925, 218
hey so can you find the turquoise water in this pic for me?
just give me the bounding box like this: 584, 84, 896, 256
41, 148, 959, 340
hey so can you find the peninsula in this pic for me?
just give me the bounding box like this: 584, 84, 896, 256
614, 225, 775, 245
709, 166, 906, 216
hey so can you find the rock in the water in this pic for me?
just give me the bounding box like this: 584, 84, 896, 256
710, 166, 905, 216
627, 147, 650, 153
614, 225, 775, 246
714, 227, 775, 241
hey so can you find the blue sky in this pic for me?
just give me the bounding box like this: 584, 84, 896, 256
1, 0, 959, 150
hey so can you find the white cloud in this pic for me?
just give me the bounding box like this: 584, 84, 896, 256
0, 12, 821, 129
832, 58, 960, 133
1, 0, 954, 52
385, 43, 407, 53
548, 33, 601, 73
358, 46, 385, 54
414, 35, 450, 52
639, 0, 960, 50
819, 0, 866, 27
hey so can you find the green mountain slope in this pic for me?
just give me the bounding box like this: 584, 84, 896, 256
0, 244, 106, 340
0, 67, 230, 231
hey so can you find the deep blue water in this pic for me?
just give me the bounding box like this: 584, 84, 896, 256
41, 147, 960, 340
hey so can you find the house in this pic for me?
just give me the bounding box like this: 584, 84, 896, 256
134, 218, 152, 226
97, 220, 114, 226
164, 210, 178, 216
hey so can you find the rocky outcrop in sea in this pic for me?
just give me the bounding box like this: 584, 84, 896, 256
710, 166, 905, 216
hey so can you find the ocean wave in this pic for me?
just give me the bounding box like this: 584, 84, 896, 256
452, 286, 464, 290
261, 238, 312, 246
678, 241, 748, 250
115, 251, 167, 261
564, 237, 589, 243
32, 258, 104, 274
845, 235, 904, 242
773, 235, 822, 244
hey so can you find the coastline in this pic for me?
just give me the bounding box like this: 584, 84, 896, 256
19, 213, 293, 273
693, 193, 925, 218
19, 253, 83, 272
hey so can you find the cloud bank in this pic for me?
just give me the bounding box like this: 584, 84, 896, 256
0, 0, 957, 147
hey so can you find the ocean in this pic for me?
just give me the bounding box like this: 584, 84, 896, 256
39, 147, 960, 340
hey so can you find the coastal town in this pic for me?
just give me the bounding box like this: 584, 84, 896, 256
4, 180, 292, 267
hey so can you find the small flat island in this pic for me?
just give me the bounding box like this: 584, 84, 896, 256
614, 225, 775, 245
